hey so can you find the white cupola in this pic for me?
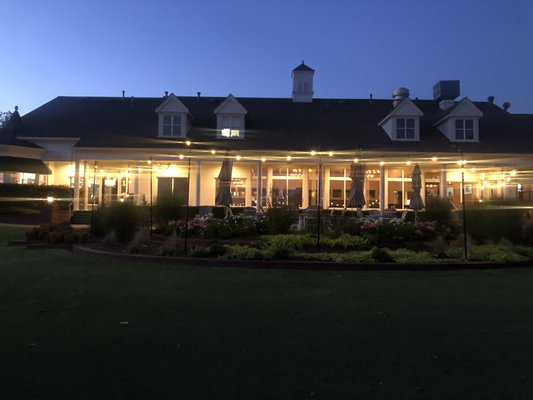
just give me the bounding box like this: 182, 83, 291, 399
291, 61, 314, 103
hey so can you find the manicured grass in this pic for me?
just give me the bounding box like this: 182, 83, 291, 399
1, 225, 533, 399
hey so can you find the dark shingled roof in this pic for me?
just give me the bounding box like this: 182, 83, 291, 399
0, 110, 41, 148
15, 95, 533, 155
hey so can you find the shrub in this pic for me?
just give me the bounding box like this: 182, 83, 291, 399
370, 247, 394, 262
0, 183, 73, 212
334, 251, 374, 263
264, 234, 315, 258
265, 207, 298, 234
223, 244, 269, 260
469, 244, 527, 262
127, 228, 151, 254
422, 197, 454, 226
153, 195, 198, 232
522, 219, 533, 246
156, 230, 181, 256
91, 202, 142, 242
322, 233, 368, 250
203, 218, 234, 239
465, 202, 524, 244
26, 222, 77, 243
388, 248, 437, 263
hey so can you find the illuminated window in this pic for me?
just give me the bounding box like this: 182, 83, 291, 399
220, 116, 242, 138
160, 114, 183, 137
396, 118, 416, 140
455, 119, 474, 140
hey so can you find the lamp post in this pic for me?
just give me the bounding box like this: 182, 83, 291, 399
149, 157, 153, 246
183, 140, 192, 255
460, 151, 468, 262
90, 161, 97, 238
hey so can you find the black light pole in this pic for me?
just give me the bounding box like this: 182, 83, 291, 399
316, 154, 322, 251
149, 157, 153, 246
460, 151, 468, 262
183, 141, 192, 255
90, 161, 97, 238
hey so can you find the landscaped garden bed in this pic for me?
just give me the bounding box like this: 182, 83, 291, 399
18, 197, 533, 267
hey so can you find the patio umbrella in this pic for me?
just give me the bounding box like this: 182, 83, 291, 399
409, 163, 424, 222
347, 162, 366, 209
215, 157, 233, 217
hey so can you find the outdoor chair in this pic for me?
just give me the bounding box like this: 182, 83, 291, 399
389, 210, 408, 224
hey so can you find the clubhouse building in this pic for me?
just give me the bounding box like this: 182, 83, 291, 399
2, 62, 533, 212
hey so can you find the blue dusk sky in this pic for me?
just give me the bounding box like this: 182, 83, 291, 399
2, 0, 533, 115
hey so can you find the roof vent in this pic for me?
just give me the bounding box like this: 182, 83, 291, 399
392, 87, 409, 107
487, 96, 495, 104
433, 80, 460, 110
503, 101, 511, 111
433, 80, 460, 102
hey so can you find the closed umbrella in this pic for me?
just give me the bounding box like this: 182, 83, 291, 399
215, 158, 233, 217
409, 164, 424, 222
347, 162, 366, 209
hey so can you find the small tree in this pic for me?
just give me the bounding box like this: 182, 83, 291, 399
0, 111, 13, 128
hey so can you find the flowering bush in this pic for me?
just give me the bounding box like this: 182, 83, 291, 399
167, 215, 209, 237
356, 219, 441, 246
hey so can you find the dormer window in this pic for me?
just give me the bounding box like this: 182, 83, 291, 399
455, 119, 474, 140
396, 118, 416, 140
378, 97, 423, 142
155, 94, 190, 139
220, 115, 242, 138
433, 98, 482, 142
214, 94, 247, 139
162, 114, 182, 137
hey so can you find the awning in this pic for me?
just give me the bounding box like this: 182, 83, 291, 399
0, 156, 52, 174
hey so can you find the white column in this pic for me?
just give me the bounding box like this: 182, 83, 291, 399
440, 165, 447, 199
134, 162, 140, 205
302, 165, 308, 209
195, 160, 201, 206
73, 159, 80, 210
257, 160, 263, 211
379, 165, 385, 212
83, 161, 89, 210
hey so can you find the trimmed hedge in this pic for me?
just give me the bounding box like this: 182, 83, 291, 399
0, 183, 73, 210
464, 202, 525, 244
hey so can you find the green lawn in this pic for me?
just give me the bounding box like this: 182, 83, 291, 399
1, 225, 532, 400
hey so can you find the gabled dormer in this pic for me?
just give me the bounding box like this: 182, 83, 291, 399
155, 94, 190, 138
378, 95, 424, 141
433, 97, 483, 142
214, 94, 247, 139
